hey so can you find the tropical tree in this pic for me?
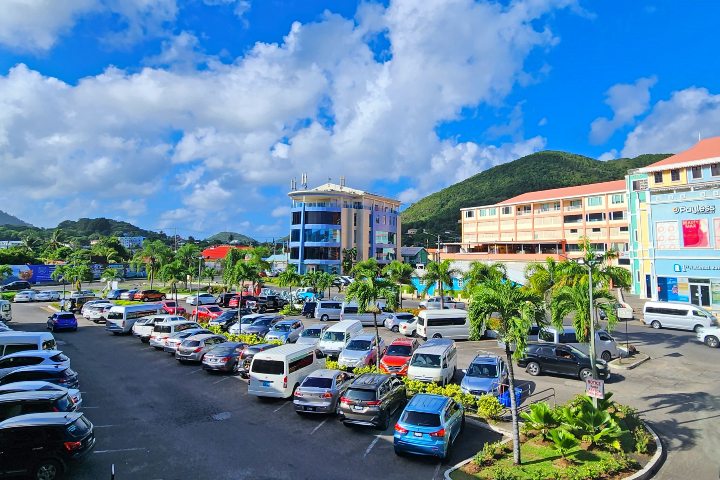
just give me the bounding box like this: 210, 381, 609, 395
0, 265, 11, 282
159, 261, 185, 304
422, 260, 461, 308
301, 270, 324, 296
341, 247, 357, 274
463, 261, 506, 296
556, 238, 631, 290
382, 260, 415, 308
48, 229, 65, 250
19, 233, 42, 254
246, 246, 271, 273
345, 266, 398, 369
100, 268, 119, 283
468, 278, 543, 465
525, 257, 563, 323
222, 248, 245, 290
551, 277, 619, 346
233, 261, 260, 305
202, 267, 216, 287
317, 272, 336, 299
277, 265, 301, 298
131, 240, 173, 289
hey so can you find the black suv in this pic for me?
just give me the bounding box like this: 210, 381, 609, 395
0, 411, 95, 479
0, 366, 79, 389
338, 373, 406, 429
0, 391, 76, 422
215, 293, 237, 308
254, 295, 287, 313
0, 281, 31, 292
517, 343, 609, 381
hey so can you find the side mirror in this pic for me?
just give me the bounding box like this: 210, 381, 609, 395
461, 369, 467, 374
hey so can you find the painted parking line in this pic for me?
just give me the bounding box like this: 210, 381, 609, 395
432, 463, 441, 480
273, 402, 290, 413
363, 435, 381, 458
92, 425, 117, 428
185, 368, 204, 376
81, 406, 100, 409
94, 447, 148, 454
310, 418, 328, 434
212, 376, 230, 385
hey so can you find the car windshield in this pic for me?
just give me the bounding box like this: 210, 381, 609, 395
403, 317, 417, 325
218, 312, 236, 320
467, 363, 498, 378
301, 328, 322, 338
242, 317, 257, 324
302, 377, 333, 389
183, 340, 201, 347
252, 319, 271, 327
386, 345, 411, 357
208, 306, 223, 313
401, 410, 441, 427
165, 301, 177, 307
107, 311, 123, 320
273, 324, 291, 332
346, 340, 371, 351
396, 314, 414, 321
322, 331, 345, 342
568, 346, 589, 359
345, 388, 376, 401
410, 353, 441, 368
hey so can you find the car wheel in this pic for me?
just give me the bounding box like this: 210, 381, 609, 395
579, 368, 593, 381
441, 441, 452, 464
705, 336, 720, 348
394, 446, 403, 457
391, 326, 399, 333
694, 324, 704, 334
377, 412, 390, 430
161, 295, 166, 300
321, 314, 329, 322
343, 421, 353, 428
526, 361, 541, 376
460, 414, 465, 435
34, 459, 61, 480
600, 351, 612, 362
651, 320, 661, 329
432, 333, 442, 339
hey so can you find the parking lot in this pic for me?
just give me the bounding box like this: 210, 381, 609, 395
8, 292, 720, 480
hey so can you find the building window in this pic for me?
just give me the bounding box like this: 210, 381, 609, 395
632, 179, 648, 191
610, 211, 624, 220
291, 211, 302, 225
653, 172, 663, 183
375, 247, 396, 262
516, 205, 531, 215
303, 228, 341, 243
712, 163, 720, 177
375, 231, 396, 245
671, 169, 681, 181
290, 229, 300, 242
304, 211, 341, 225
586, 212, 605, 222
586, 196, 602, 207
479, 209, 487, 217
501, 206, 512, 215
570, 229, 578, 234
611, 194, 624, 204
563, 214, 583, 224
592, 228, 601, 233
465, 210, 474, 218
566, 199, 581, 211
620, 226, 629, 232
290, 247, 300, 260
303, 247, 340, 261
690, 166, 703, 179
488, 208, 497, 215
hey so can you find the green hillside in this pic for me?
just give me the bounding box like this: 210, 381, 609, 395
206, 231, 258, 245
400, 151, 670, 243
56, 218, 170, 242
0, 210, 31, 227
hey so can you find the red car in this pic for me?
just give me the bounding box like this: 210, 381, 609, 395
379, 338, 419, 376
228, 295, 257, 308
133, 289, 166, 302
192, 305, 224, 321
162, 300, 186, 315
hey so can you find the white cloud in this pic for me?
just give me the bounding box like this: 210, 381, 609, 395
203, 0, 251, 20
589, 76, 657, 144
621, 87, 720, 157
598, 149, 618, 161
143, 31, 211, 71
271, 206, 291, 218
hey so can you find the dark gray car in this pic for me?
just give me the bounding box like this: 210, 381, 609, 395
338, 373, 406, 429
175, 334, 227, 363
244, 317, 283, 338
293, 369, 354, 415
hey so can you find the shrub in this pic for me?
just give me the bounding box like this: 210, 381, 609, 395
352, 365, 381, 375
547, 428, 579, 459
473, 442, 496, 466
490, 466, 518, 480
633, 427, 652, 454
280, 304, 300, 315
325, 359, 339, 370
476, 394, 504, 420
520, 402, 558, 439
0, 292, 15, 301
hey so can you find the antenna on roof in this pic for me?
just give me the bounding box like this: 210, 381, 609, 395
290, 178, 296, 191
340, 176, 346, 189
301, 173, 308, 189
698, 132, 702, 142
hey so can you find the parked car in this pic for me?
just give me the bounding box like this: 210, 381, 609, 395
407, 338, 457, 386
228, 295, 257, 308
35, 291, 61, 302
238, 343, 278, 378
0, 350, 70, 372
85, 304, 112, 323
0, 281, 31, 292
46, 312, 78, 332
460, 354, 507, 396
106, 289, 128, 300
301, 301, 317, 318
253, 295, 287, 313
0, 411, 95, 479
696, 325, 720, 348
192, 305, 224, 321
295, 287, 319, 301
80, 299, 111, 318
399, 317, 418, 337
265, 319, 304, 344
132, 314, 186, 343
338, 373, 406, 429
209, 310, 240, 331
420, 296, 465, 309
338, 334, 386, 370
163, 328, 212, 355
0, 390, 77, 421
296, 323, 329, 346
517, 343, 610, 381
0, 365, 79, 389
538, 326, 620, 361
384, 313, 416, 333
293, 369, 354, 415
393, 393, 465, 460
12, 290, 36, 303
186, 293, 216, 306
149, 320, 201, 349
0, 381, 82, 409
643, 301, 718, 332
202, 342, 248, 373
133, 289, 166, 302
314, 301, 343, 322
215, 293, 237, 308
161, 300, 186, 315
0, 323, 11, 333
228, 313, 264, 335
119, 289, 138, 300
175, 334, 227, 363
244, 316, 284, 338
379, 338, 419, 376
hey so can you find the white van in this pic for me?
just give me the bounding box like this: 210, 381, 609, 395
0, 332, 56, 356
643, 301, 718, 332
407, 338, 457, 386
149, 320, 201, 349
248, 344, 321, 399
314, 301, 343, 322
340, 301, 389, 326
416, 308, 470, 340
131, 314, 187, 342
0, 300, 11, 323
538, 326, 620, 361
317, 320, 363, 358
105, 304, 164, 334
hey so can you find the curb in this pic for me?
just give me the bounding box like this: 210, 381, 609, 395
444, 419, 664, 480
609, 354, 650, 371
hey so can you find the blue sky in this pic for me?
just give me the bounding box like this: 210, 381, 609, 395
1, 0, 719, 241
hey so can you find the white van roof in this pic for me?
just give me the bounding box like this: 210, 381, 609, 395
414, 339, 455, 355
0, 331, 54, 341
253, 343, 315, 360
419, 308, 467, 317
644, 301, 697, 309
326, 320, 362, 332
157, 319, 195, 325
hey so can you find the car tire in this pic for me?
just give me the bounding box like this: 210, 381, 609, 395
693, 324, 704, 333
321, 314, 329, 322
394, 446, 403, 457
705, 336, 720, 348
432, 333, 443, 339
441, 441, 452, 464
377, 412, 390, 430
391, 326, 399, 333
460, 414, 465, 435
34, 459, 62, 480
526, 361, 541, 376
600, 351, 612, 362
579, 368, 593, 381
651, 320, 661, 329
161, 295, 166, 300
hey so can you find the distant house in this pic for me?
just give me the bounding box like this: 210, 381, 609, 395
264, 253, 289, 273
0, 241, 23, 250
118, 236, 145, 250
401, 247, 428, 267
201, 244, 252, 262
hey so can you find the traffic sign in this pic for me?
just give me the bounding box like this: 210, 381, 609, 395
585, 378, 605, 399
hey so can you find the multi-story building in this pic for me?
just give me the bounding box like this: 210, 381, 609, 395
628, 137, 720, 313
118, 236, 145, 250
288, 183, 401, 274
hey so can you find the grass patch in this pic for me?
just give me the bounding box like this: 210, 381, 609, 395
113, 300, 143, 306
1, 292, 15, 301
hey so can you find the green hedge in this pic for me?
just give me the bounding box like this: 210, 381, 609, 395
1, 292, 15, 301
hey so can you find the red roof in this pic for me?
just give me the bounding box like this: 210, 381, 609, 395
202, 245, 251, 260
496, 180, 626, 205
641, 137, 720, 171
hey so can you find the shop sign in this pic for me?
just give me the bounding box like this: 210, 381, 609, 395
672, 205, 716, 214
674, 264, 720, 273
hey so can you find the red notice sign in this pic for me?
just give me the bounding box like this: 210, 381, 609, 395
585, 378, 605, 399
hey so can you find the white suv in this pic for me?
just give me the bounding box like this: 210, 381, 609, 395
697, 326, 720, 348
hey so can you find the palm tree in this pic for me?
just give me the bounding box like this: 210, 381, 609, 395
131, 240, 173, 289
551, 278, 619, 345
422, 260, 461, 308
345, 265, 398, 369
222, 248, 245, 290
202, 267, 216, 287
525, 257, 562, 323
468, 278, 543, 465
556, 239, 631, 290
20, 233, 42, 254
159, 261, 185, 304
382, 260, 415, 308
317, 272, 336, 299
301, 270, 324, 298
233, 261, 260, 307
277, 265, 301, 298
463, 261, 507, 296
48, 229, 64, 250
0, 265, 11, 282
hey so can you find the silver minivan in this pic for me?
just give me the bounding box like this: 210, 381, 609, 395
538, 326, 620, 361
643, 301, 718, 332
314, 301, 343, 322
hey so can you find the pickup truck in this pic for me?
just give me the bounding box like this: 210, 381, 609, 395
252, 295, 288, 313
420, 296, 466, 310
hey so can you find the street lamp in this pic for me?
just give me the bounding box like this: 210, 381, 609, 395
195, 256, 203, 323
576, 255, 603, 406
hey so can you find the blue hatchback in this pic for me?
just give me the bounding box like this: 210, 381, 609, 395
393, 393, 464, 460
47, 312, 78, 332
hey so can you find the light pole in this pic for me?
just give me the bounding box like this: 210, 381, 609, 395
577, 255, 602, 406
195, 255, 203, 323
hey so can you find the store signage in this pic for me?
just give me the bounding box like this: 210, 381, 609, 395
672, 205, 716, 214
674, 264, 720, 273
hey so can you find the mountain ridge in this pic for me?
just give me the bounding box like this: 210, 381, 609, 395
0, 210, 32, 227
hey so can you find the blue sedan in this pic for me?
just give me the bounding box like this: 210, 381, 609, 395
393, 394, 464, 461
47, 312, 78, 332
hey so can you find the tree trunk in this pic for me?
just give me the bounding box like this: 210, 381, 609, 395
505, 342, 522, 465
439, 281, 445, 309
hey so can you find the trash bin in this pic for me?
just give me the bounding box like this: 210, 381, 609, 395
497, 387, 522, 408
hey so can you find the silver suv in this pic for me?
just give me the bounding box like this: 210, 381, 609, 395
175, 334, 227, 363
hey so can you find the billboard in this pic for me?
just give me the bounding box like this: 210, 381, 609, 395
681, 219, 710, 248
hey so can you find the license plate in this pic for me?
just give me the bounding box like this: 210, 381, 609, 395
353, 405, 363, 411
262, 381, 271, 387
305, 406, 316, 411
414, 432, 422, 437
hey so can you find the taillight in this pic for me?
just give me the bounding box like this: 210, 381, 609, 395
365, 400, 381, 406
294, 390, 303, 397
283, 376, 287, 388
193, 347, 203, 353
321, 391, 333, 399
339, 396, 349, 404
53, 406, 59, 412
64, 441, 82, 452
221, 357, 230, 362
395, 423, 408, 434
429, 428, 446, 437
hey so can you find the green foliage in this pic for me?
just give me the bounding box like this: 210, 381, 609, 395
474, 441, 506, 467
324, 358, 339, 370
351, 365, 381, 375
400, 151, 669, 241
1, 292, 15, 301
547, 428, 579, 459
401, 379, 479, 410
520, 402, 559, 439
551, 278, 618, 342
279, 304, 300, 315
476, 393, 504, 420
490, 465, 519, 480
633, 427, 652, 454
0, 265, 11, 280
421, 260, 460, 303
206, 231, 257, 245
